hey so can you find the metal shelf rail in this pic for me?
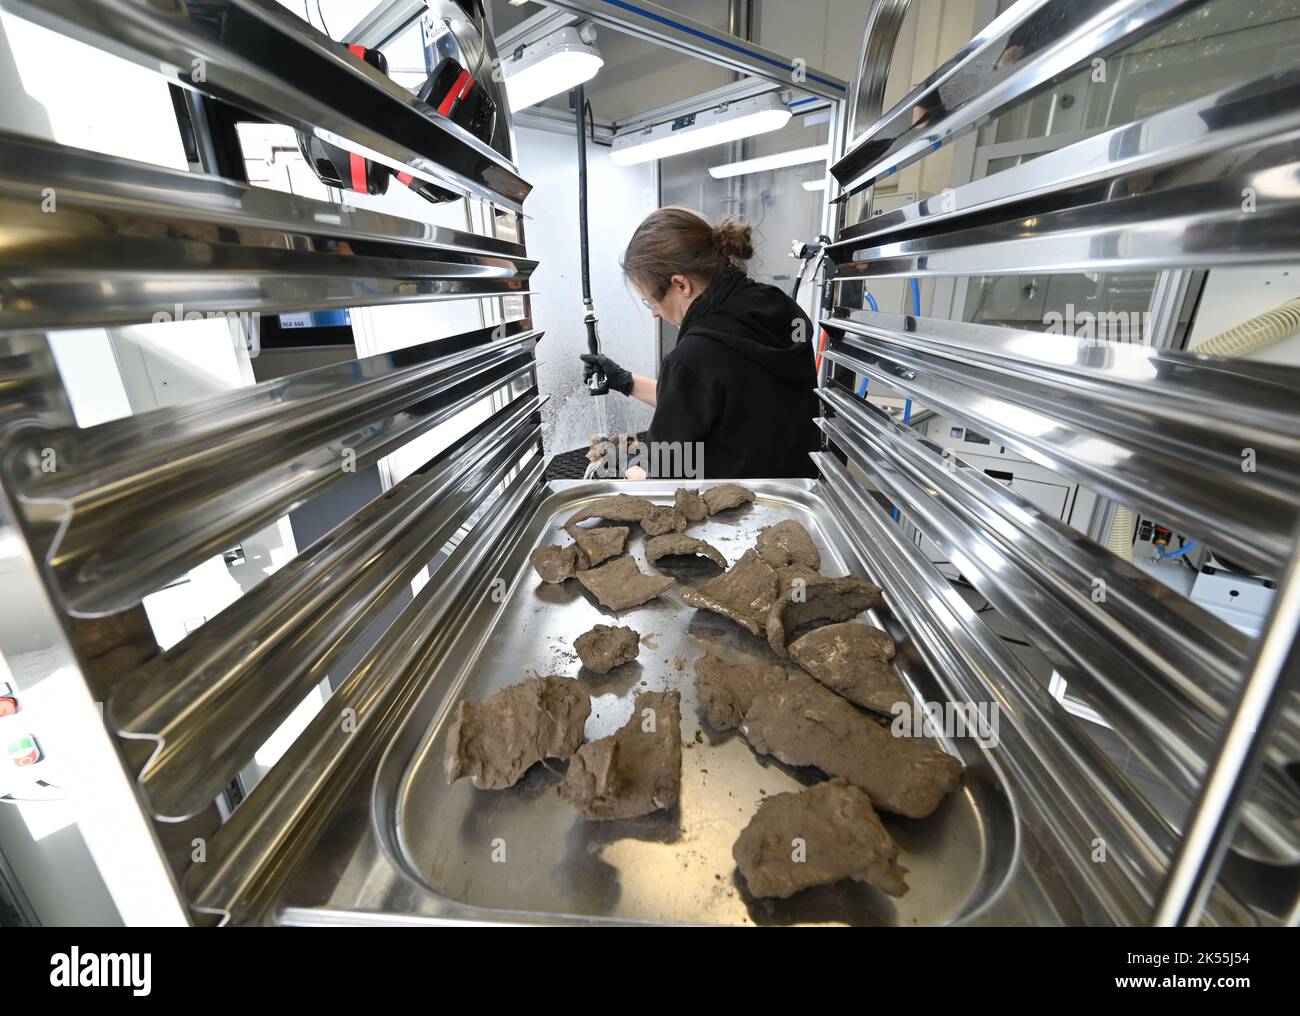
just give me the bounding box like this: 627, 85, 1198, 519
819, 0, 1300, 925
0, 0, 543, 924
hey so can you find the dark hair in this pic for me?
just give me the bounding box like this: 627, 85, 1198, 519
621, 207, 754, 299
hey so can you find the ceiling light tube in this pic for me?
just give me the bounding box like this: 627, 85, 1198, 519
709, 144, 830, 179
610, 92, 791, 166
502, 25, 604, 112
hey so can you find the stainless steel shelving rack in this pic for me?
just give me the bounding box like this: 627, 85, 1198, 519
0, 0, 544, 924
0, 0, 1296, 927
817, 0, 1300, 926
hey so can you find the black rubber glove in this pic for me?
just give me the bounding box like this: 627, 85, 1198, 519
580, 353, 633, 396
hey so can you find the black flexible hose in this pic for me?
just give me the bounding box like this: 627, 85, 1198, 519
574, 83, 606, 394
575, 83, 591, 305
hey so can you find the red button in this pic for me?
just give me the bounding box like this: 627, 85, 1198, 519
0, 697, 16, 718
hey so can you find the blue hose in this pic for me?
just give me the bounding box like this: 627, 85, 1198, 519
1159, 540, 1198, 559
857, 293, 879, 397
909, 277, 921, 315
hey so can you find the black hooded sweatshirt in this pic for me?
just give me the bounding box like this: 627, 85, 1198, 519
648, 268, 820, 479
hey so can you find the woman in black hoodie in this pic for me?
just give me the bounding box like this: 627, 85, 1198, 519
580, 207, 821, 479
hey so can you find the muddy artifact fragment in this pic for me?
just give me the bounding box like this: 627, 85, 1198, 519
575, 555, 675, 611
565, 494, 685, 536
571, 525, 629, 569
694, 653, 790, 732
734, 778, 908, 899
740, 674, 962, 819
559, 690, 682, 820
679, 549, 778, 634
444, 676, 591, 790
565, 494, 655, 529
755, 519, 821, 570
674, 487, 708, 523
766, 565, 883, 656
640, 503, 688, 535
788, 622, 906, 715
574, 624, 640, 674
645, 533, 726, 568
702, 483, 755, 515
530, 545, 579, 584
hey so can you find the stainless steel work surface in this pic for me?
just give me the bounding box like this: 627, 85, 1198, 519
273, 479, 1044, 927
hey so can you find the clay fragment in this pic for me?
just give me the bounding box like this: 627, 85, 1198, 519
565, 494, 685, 536
564, 494, 656, 529
694, 653, 790, 732
788, 622, 906, 715
702, 483, 756, 515
574, 624, 640, 674
640, 504, 688, 535
755, 519, 821, 570
530, 545, 579, 584
674, 487, 708, 523
559, 690, 682, 820
679, 549, 778, 634
740, 674, 962, 819
444, 676, 591, 790
766, 565, 883, 656
645, 533, 726, 568
734, 778, 908, 899
572, 525, 629, 569
575, 555, 675, 611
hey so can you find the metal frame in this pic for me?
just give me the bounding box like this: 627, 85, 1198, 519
0, 0, 547, 925
541, 0, 847, 101
0, 0, 531, 210
818, 0, 1300, 926
611, 77, 783, 134
0, 338, 193, 924
515, 104, 616, 145
0, 130, 535, 333
813, 453, 1213, 924
346, 0, 428, 48
822, 311, 1300, 578
817, 383, 1300, 863
497, 4, 583, 52
828, 67, 1300, 276
832, 0, 1203, 197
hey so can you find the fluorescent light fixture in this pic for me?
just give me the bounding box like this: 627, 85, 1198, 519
502, 26, 603, 111
802, 179, 827, 191
709, 144, 829, 179
611, 92, 790, 166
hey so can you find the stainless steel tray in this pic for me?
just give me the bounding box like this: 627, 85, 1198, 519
275, 480, 1043, 927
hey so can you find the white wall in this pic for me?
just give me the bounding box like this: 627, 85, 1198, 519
513, 126, 658, 454
756, 0, 879, 83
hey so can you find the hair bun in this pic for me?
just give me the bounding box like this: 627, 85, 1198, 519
712, 218, 755, 263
